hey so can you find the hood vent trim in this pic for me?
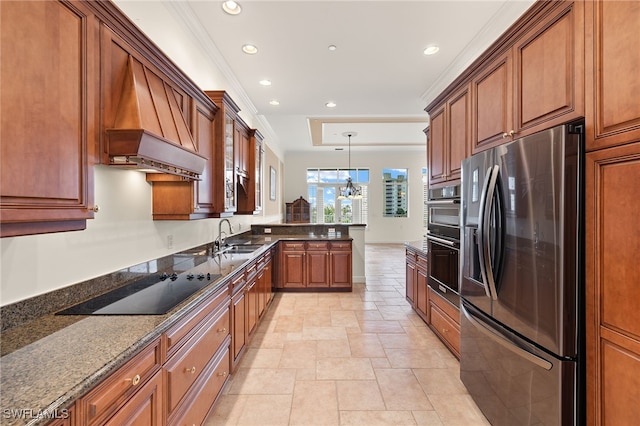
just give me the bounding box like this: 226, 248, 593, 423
106, 56, 206, 180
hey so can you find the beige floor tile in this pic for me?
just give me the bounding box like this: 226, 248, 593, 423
203, 394, 248, 425
279, 340, 317, 369
330, 310, 359, 327
412, 410, 445, 425
428, 394, 491, 425
235, 394, 292, 425
359, 320, 406, 334
413, 368, 468, 395
317, 339, 351, 358
339, 410, 418, 425
375, 368, 433, 411
316, 357, 376, 380
238, 347, 283, 369
273, 314, 304, 333
336, 380, 386, 411
303, 310, 332, 327
347, 333, 386, 358
385, 348, 448, 369
290, 380, 339, 425
227, 368, 297, 395
302, 326, 348, 341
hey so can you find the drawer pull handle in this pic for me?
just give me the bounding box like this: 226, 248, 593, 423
218, 327, 227, 333
128, 374, 141, 386
185, 366, 196, 374
218, 371, 228, 377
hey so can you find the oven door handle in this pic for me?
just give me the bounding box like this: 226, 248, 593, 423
425, 199, 460, 205
426, 233, 458, 248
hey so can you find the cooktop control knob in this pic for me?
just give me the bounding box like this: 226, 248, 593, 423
187, 273, 195, 280
170, 273, 178, 281
207, 273, 211, 280
197, 273, 205, 280
160, 272, 169, 281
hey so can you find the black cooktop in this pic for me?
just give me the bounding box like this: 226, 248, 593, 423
56, 270, 221, 315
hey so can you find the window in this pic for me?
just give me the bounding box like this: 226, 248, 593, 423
382, 168, 408, 217
307, 168, 369, 224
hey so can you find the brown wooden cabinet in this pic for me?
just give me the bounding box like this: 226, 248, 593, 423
329, 241, 353, 288
285, 197, 311, 223
427, 287, 460, 359
278, 240, 352, 290
230, 271, 248, 370
585, 0, 640, 151
0, 0, 97, 237
237, 129, 264, 215
585, 141, 640, 425
405, 246, 429, 322
103, 370, 163, 426
471, 1, 584, 153
78, 338, 162, 425
427, 84, 471, 185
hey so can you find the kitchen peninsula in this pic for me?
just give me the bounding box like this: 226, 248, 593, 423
0, 226, 353, 426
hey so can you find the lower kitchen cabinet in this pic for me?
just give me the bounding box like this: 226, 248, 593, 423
585, 141, 640, 425
278, 240, 352, 290
405, 246, 429, 322
427, 287, 460, 359
78, 337, 163, 425
230, 271, 248, 371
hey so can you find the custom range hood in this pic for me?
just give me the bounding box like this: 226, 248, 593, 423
105, 56, 206, 180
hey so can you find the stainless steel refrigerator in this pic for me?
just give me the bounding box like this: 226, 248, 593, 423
459, 121, 584, 425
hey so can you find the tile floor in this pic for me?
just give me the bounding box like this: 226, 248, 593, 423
204, 243, 489, 425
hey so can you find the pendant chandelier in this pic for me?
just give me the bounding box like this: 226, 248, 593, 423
338, 132, 362, 200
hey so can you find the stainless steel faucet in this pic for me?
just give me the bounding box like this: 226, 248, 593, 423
216, 218, 233, 252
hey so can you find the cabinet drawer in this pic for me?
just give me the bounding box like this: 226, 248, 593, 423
430, 304, 461, 357
165, 285, 230, 356
281, 241, 305, 251
428, 286, 459, 325
81, 338, 162, 425
169, 342, 231, 426
230, 271, 246, 295
306, 241, 329, 251
329, 241, 351, 251
165, 306, 230, 414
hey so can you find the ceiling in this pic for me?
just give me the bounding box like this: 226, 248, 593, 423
114, 0, 535, 153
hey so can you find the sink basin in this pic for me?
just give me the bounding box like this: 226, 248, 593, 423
219, 244, 263, 254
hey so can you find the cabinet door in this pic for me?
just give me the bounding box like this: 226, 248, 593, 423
307, 250, 330, 287
281, 251, 306, 288
585, 0, 640, 150
406, 256, 417, 305
515, 1, 584, 135
231, 291, 246, 366
416, 264, 429, 319
193, 99, 216, 214
585, 142, 640, 425
104, 370, 163, 426
330, 251, 352, 288
0, 0, 96, 237
247, 280, 258, 335
428, 105, 447, 185
447, 85, 471, 181
472, 51, 513, 153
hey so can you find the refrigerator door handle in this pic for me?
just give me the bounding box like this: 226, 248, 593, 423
477, 167, 494, 299
479, 165, 500, 300
461, 302, 553, 371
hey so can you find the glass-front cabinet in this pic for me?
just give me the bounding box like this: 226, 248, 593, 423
224, 113, 236, 212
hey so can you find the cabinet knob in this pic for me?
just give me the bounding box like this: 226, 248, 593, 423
509, 130, 516, 137
442, 328, 448, 334
218, 371, 228, 377
88, 205, 100, 213
128, 374, 141, 386
218, 327, 227, 333
502, 132, 509, 139
185, 366, 196, 374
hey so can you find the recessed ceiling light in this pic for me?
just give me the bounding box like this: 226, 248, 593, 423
269, 100, 280, 106
242, 44, 258, 55
328, 45, 337, 51
423, 45, 440, 55
259, 79, 272, 86
222, 1, 242, 15
325, 101, 336, 108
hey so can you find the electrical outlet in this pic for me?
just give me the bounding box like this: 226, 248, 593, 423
167, 234, 174, 249
264, 228, 271, 234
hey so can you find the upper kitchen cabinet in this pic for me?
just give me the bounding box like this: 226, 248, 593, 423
237, 129, 264, 215
0, 0, 98, 237
585, 0, 640, 151
470, 0, 584, 153
205, 91, 241, 217
426, 84, 471, 186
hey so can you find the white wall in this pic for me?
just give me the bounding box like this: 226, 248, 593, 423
284, 149, 426, 244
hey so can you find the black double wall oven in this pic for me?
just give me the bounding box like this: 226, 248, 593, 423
426, 184, 461, 307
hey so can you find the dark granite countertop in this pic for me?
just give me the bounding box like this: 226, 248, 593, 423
0, 232, 352, 426
404, 240, 428, 255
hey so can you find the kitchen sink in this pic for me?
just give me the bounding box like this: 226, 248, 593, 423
218, 244, 264, 254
